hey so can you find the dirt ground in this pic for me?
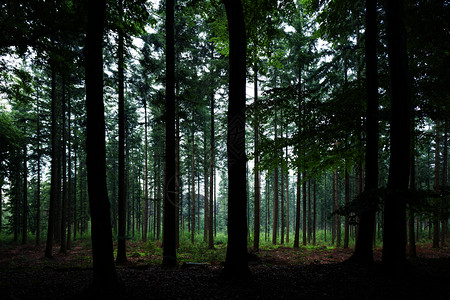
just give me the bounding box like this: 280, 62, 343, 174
0, 242, 449, 299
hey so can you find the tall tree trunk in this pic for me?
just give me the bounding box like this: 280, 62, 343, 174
60, 79, 67, 254
350, 0, 379, 264
203, 129, 208, 243
313, 180, 316, 246
432, 121, 440, 248
441, 130, 448, 246
335, 171, 341, 247
45, 66, 57, 258
302, 172, 307, 245
382, 0, 411, 270
307, 179, 311, 244
191, 130, 195, 244
273, 109, 279, 245
222, 0, 249, 279
209, 93, 215, 250
294, 171, 301, 248
408, 147, 416, 257
85, 0, 118, 288
143, 103, 148, 242
253, 71, 260, 251
280, 121, 285, 245
344, 169, 350, 249
116, 0, 127, 263
286, 145, 290, 244
36, 93, 41, 245
324, 174, 327, 242
175, 92, 180, 249
22, 144, 27, 245
163, 0, 177, 267
67, 91, 72, 250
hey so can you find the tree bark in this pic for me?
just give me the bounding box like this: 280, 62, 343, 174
433, 121, 440, 248
85, 0, 118, 288
209, 93, 215, 250
222, 0, 249, 279
45, 66, 57, 258
253, 71, 260, 251
116, 0, 127, 263
163, 0, 177, 267
382, 0, 411, 270
294, 171, 300, 248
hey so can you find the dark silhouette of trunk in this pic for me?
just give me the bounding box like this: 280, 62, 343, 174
203, 131, 208, 243
350, 0, 379, 264
286, 144, 290, 243
344, 169, 350, 249
273, 109, 278, 245
175, 93, 180, 249
36, 94, 41, 245
307, 179, 311, 244
294, 171, 300, 248
253, 71, 260, 251
116, 0, 127, 264
408, 148, 416, 257
222, 0, 249, 280
163, 0, 177, 267
67, 95, 72, 250
60, 79, 67, 254
143, 103, 148, 242
324, 174, 327, 241
280, 122, 285, 245
302, 172, 307, 245
209, 93, 215, 250
73, 149, 77, 241
432, 121, 440, 248
191, 130, 195, 244
22, 144, 27, 245
382, 0, 411, 270
85, 0, 118, 288
313, 180, 317, 245
45, 67, 57, 258
442, 131, 448, 246
335, 171, 341, 247
0, 177, 3, 232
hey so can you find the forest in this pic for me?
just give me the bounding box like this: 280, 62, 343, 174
0, 0, 449, 298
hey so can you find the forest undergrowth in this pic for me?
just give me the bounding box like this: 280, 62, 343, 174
1, 238, 449, 299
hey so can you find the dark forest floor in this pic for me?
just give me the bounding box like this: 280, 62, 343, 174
0, 241, 449, 299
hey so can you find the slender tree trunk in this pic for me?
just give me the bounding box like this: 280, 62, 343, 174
294, 171, 300, 248
209, 93, 215, 250
408, 150, 416, 257
313, 180, 316, 246
175, 93, 180, 249
116, 0, 127, 263
350, 0, 379, 264
222, 0, 249, 279
442, 130, 448, 246
45, 67, 57, 258
382, 0, 411, 269
286, 146, 290, 244
36, 94, 41, 245
163, 0, 177, 267
60, 78, 67, 254
302, 172, 307, 245
67, 92, 72, 250
324, 174, 327, 242
143, 103, 148, 242
273, 109, 279, 245
344, 169, 350, 249
191, 130, 195, 244
433, 121, 440, 248
307, 179, 311, 244
85, 0, 118, 288
253, 71, 260, 251
22, 144, 28, 245
203, 129, 208, 243
335, 171, 341, 247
